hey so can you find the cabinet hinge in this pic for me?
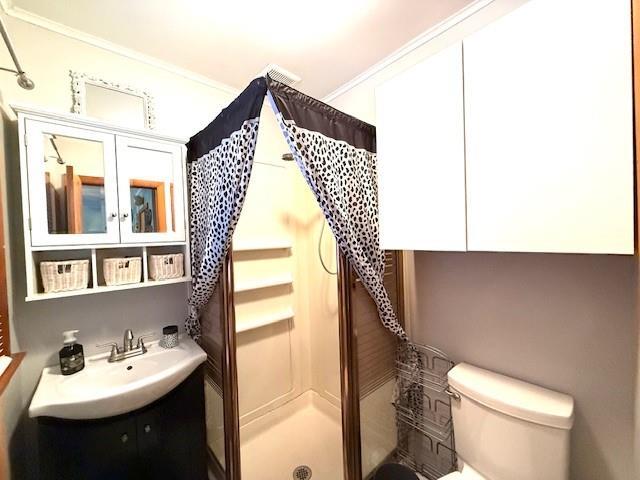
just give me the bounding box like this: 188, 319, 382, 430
28, 218, 31, 230
23, 133, 27, 147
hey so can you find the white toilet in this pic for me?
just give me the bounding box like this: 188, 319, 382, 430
439, 363, 575, 480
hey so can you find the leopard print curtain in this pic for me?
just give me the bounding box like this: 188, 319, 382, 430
186, 76, 406, 341
267, 77, 408, 340
186, 79, 267, 339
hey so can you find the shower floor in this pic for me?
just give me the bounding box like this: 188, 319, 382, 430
240, 390, 344, 480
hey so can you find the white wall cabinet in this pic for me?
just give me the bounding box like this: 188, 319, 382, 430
376, 42, 466, 251
25, 120, 121, 247
375, 0, 634, 255
115, 136, 185, 244
463, 0, 634, 254
16, 105, 191, 300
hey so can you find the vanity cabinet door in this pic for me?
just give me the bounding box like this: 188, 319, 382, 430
38, 415, 140, 479
136, 365, 207, 479
115, 136, 186, 243
24, 120, 121, 246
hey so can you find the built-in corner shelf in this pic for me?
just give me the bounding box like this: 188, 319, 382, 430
232, 238, 294, 334
234, 274, 293, 293
235, 308, 294, 334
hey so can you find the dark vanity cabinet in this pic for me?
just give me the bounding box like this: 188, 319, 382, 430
37, 366, 207, 480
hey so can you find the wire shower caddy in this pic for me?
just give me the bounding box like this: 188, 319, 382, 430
393, 342, 457, 479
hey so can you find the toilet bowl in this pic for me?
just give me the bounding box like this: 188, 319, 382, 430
437, 363, 575, 480
439, 461, 486, 479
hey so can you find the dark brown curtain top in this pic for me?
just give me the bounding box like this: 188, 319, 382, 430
187, 77, 267, 163
266, 76, 376, 153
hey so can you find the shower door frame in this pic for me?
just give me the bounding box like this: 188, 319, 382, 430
220, 251, 242, 479
216, 248, 404, 480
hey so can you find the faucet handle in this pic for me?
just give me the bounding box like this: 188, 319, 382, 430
136, 332, 156, 348
96, 342, 120, 356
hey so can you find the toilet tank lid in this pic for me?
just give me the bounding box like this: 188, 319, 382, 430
448, 363, 575, 430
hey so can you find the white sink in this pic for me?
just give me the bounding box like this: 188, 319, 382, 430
29, 336, 206, 420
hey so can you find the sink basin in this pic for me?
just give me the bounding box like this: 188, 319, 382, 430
29, 336, 206, 420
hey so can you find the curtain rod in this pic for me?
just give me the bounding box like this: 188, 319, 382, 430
0, 15, 34, 90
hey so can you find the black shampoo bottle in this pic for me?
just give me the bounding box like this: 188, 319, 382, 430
59, 330, 84, 375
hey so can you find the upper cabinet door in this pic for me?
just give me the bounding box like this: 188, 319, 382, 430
376, 42, 467, 251
25, 120, 120, 247
463, 0, 634, 254
115, 136, 186, 243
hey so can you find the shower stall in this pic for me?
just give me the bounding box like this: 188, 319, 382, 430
197, 108, 404, 480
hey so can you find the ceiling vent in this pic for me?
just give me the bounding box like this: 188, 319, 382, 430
259, 64, 301, 87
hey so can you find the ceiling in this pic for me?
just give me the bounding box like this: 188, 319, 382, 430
7, 0, 474, 97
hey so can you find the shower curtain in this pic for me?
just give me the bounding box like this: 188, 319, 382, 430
186, 76, 406, 341
185, 78, 267, 339
266, 77, 407, 340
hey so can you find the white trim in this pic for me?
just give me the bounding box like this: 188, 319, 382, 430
0, 3, 240, 96
322, 0, 496, 103
12, 103, 188, 143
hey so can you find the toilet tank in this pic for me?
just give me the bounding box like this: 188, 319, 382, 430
448, 363, 574, 480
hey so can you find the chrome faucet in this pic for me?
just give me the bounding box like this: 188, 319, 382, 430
123, 329, 134, 352
97, 330, 155, 362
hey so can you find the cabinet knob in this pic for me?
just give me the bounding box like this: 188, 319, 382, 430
121, 433, 129, 443
144, 424, 151, 434
110, 212, 118, 219
121, 213, 129, 220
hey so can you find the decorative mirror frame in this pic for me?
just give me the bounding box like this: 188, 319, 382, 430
70, 70, 156, 129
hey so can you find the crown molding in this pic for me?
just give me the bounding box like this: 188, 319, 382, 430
0, 2, 240, 96
322, 0, 495, 103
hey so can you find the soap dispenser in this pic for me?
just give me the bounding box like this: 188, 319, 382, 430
59, 330, 84, 375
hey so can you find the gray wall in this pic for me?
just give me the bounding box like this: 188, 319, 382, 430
410, 252, 637, 480
0, 14, 235, 478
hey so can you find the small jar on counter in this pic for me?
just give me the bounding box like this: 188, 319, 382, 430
161, 325, 179, 349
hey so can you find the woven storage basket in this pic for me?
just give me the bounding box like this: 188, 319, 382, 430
103, 257, 142, 286
149, 253, 184, 280
40, 259, 90, 293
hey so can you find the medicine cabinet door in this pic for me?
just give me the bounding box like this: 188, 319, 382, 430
115, 136, 186, 243
25, 119, 120, 247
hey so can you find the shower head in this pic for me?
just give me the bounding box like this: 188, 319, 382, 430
282, 153, 294, 162
17, 72, 34, 90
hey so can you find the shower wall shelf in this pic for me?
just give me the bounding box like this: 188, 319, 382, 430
13, 105, 190, 301
234, 274, 293, 293
235, 307, 294, 334
232, 240, 292, 252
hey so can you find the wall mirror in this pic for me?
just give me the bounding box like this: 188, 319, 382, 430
43, 133, 107, 235
70, 71, 155, 129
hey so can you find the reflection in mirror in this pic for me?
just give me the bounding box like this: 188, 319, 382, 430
43, 134, 106, 234
127, 147, 176, 234
85, 83, 146, 129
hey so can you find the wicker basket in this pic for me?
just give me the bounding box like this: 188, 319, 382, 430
40, 259, 90, 293
149, 253, 184, 280
103, 257, 142, 286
